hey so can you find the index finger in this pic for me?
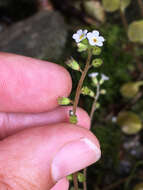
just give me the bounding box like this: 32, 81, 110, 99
0, 53, 72, 112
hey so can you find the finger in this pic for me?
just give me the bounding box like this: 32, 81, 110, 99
50, 178, 69, 190
0, 53, 72, 112
0, 123, 101, 190
0, 106, 90, 139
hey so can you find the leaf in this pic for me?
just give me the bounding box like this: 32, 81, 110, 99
120, 81, 143, 98
102, 0, 120, 12
120, 0, 131, 12
84, 1, 106, 23
117, 111, 142, 135
128, 20, 143, 43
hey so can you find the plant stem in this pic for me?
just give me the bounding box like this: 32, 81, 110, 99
137, 0, 143, 17
72, 49, 92, 190
90, 83, 100, 121
83, 168, 87, 190
83, 82, 100, 190
73, 49, 92, 115
73, 173, 79, 190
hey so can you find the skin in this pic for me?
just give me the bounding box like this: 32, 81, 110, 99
0, 53, 101, 190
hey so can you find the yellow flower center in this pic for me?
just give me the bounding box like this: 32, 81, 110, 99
93, 38, 97, 43
80, 34, 84, 40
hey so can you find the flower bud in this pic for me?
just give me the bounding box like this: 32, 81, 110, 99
58, 97, 71, 105
69, 110, 78, 124
77, 43, 88, 52
100, 89, 106, 94
92, 58, 103, 68
92, 46, 102, 55
95, 102, 100, 109
66, 58, 80, 71
81, 86, 95, 97
77, 172, 85, 182
67, 174, 73, 181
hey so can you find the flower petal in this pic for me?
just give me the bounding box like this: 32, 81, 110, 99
92, 30, 99, 37
87, 32, 93, 39
89, 39, 96, 46
83, 29, 88, 34
98, 36, 105, 42
72, 34, 79, 40
95, 41, 103, 47
77, 29, 82, 35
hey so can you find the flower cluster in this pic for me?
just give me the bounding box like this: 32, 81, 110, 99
72, 29, 105, 47
89, 72, 109, 85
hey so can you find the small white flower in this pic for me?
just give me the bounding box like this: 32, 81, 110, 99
87, 30, 105, 46
101, 74, 109, 81
72, 29, 88, 43
88, 72, 99, 78
112, 116, 117, 123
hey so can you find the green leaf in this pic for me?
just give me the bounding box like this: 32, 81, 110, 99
120, 81, 143, 98
120, 0, 131, 12
84, 1, 106, 23
102, 0, 120, 12
117, 111, 142, 135
128, 20, 143, 43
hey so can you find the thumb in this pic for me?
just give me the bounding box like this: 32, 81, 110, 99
0, 123, 101, 190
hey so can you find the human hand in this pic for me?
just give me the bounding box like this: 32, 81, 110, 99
0, 53, 101, 190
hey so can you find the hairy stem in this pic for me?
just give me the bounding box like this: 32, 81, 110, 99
72, 49, 92, 190
73, 49, 92, 114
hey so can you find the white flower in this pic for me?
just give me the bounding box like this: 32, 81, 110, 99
88, 72, 99, 78
72, 29, 88, 43
112, 116, 117, 123
101, 74, 109, 81
87, 30, 105, 46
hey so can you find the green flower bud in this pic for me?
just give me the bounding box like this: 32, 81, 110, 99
92, 77, 98, 86
58, 97, 71, 105
66, 58, 80, 71
67, 174, 73, 181
92, 58, 103, 68
81, 86, 95, 97
77, 172, 85, 183
77, 43, 88, 52
69, 110, 78, 124
100, 89, 106, 94
95, 102, 100, 109
92, 46, 102, 55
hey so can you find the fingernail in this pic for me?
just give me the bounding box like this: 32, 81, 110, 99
51, 138, 101, 181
